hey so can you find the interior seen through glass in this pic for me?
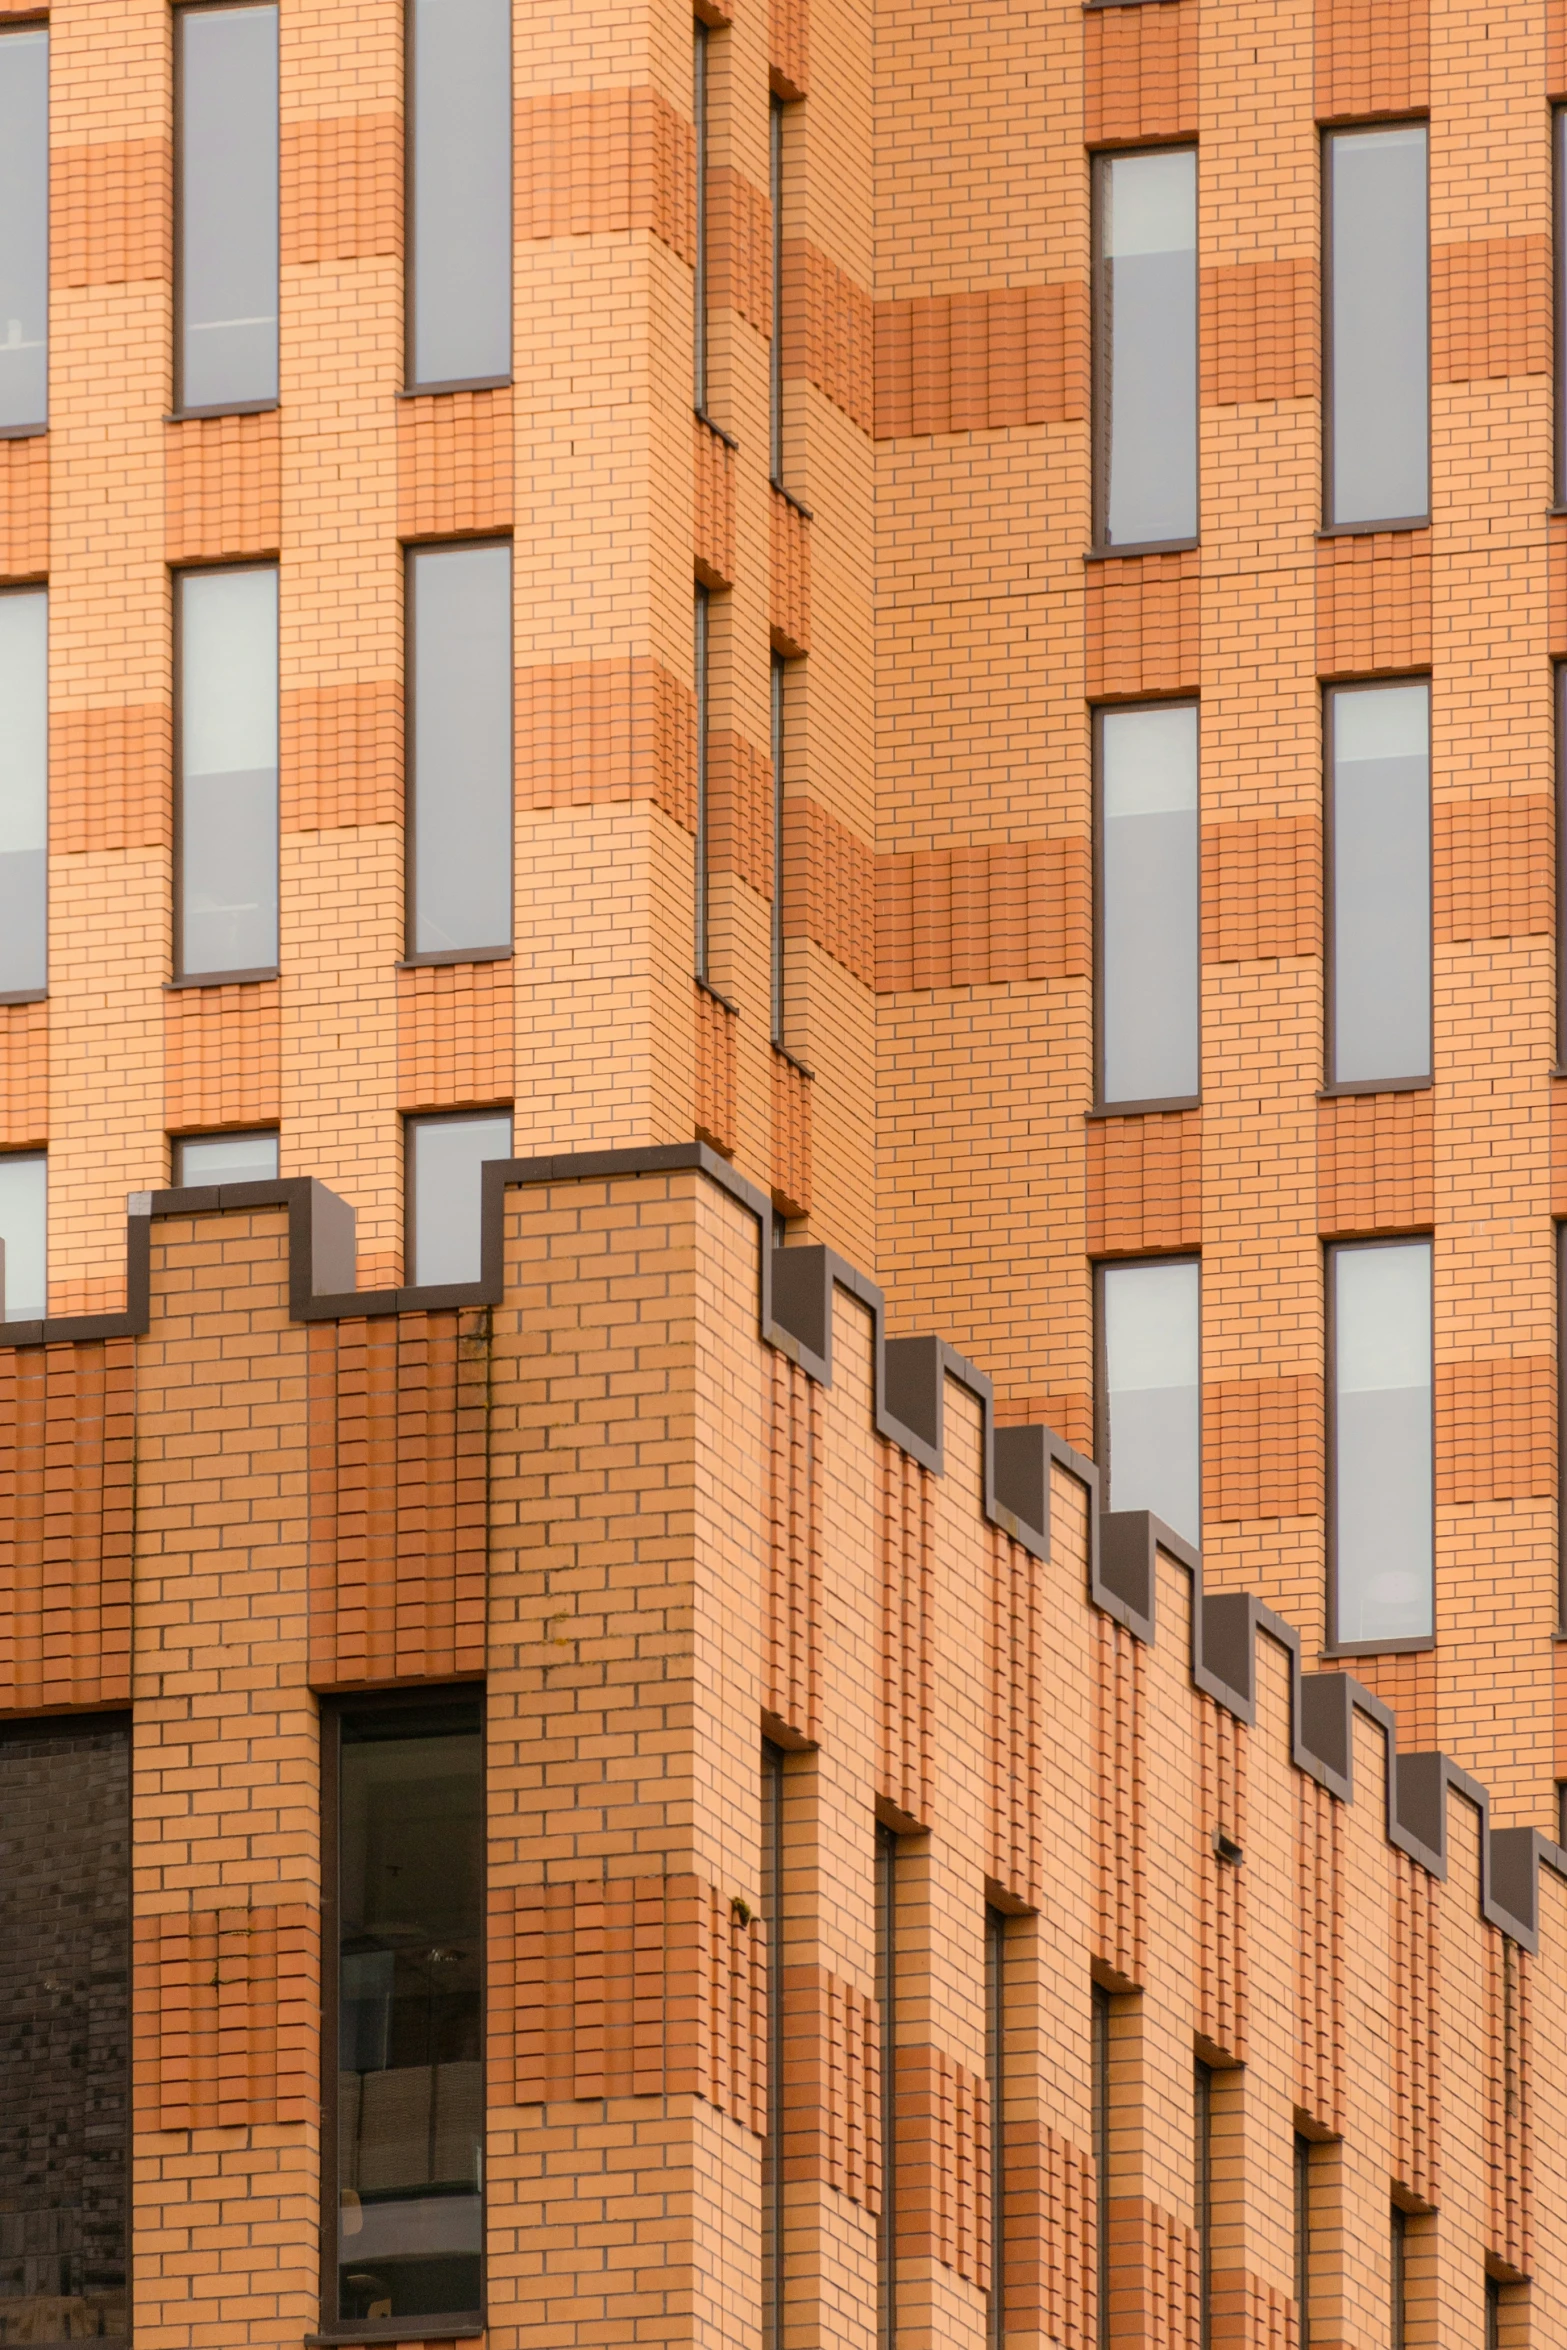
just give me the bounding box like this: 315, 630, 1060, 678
337, 1704, 484, 2325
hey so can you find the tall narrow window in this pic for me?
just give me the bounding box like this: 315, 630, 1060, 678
1486, 2276, 1501, 2350
0, 1148, 45, 1321
0, 588, 47, 998
1326, 681, 1430, 1088
174, 1130, 279, 1186
770, 98, 786, 485
1092, 1985, 1110, 2350
1294, 2137, 1312, 2348
761, 1744, 785, 2350
1324, 126, 1428, 528
771, 654, 786, 1041
407, 543, 513, 959
1390, 2208, 1406, 2350
1558, 113, 1567, 507
329, 1696, 484, 2330
407, 1111, 512, 1288
694, 22, 709, 411
1097, 701, 1199, 1107
1094, 147, 1197, 549
986, 1911, 1007, 2350
695, 585, 710, 980
1330, 1239, 1433, 1647
876, 1824, 899, 2350
1195, 2062, 1213, 2350
1100, 1257, 1200, 1546
0, 1719, 129, 2343
176, 3, 279, 413
176, 566, 278, 980
408, 0, 512, 388
0, 27, 48, 432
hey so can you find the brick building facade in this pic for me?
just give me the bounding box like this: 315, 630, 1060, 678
3, 0, 1567, 2343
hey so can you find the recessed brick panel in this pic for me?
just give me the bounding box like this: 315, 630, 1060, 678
1086, 1110, 1201, 1256
1315, 0, 1429, 117
1201, 817, 1321, 963
1083, 0, 1196, 143
1316, 1089, 1434, 1235
1316, 531, 1432, 677
515, 88, 696, 261
1086, 552, 1200, 699
164, 979, 282, 1133
1433, 797, 1553, 943
1200, 260, 1316, 407
397, 389, 515, 538
874, 284, 1089, 438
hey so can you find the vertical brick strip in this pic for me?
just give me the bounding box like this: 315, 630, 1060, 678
880, 1446, 934, 1824
991, 1526, 1045, 1910
0, 1340, 133, 1712
779, 1965, 882, 2208
766, 1352, 821, 1739
1094, 1614, 1146, 1985
1001, 2122, 1096, 2344
1392, 1854, 1440, 2208
1197, 1697, 1247, 2063
694, 983, 738, 1157
892, 2044, 991, 2290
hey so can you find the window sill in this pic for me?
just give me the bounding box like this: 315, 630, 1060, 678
1086, 1096, 1200, 1119
0, 419, 45, 441
1317, 1076, 1431, 1098
769, 477, 814, 521
1321, 1636, 1435, 1659
398, 946, 513, 970
695, 404, 740, 451
165, 399, 280, 422
305, 2323, 484, 2347
1084, 537, 1198, 561
0, 985, 46, 1006
1316, 517, 1430, 539
166, 968, 281, 990
399, 377, 512, 399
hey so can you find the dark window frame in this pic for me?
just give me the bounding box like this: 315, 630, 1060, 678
1093, 1251, 1202, 1535
1559, 1224, 1567, 1637
1320, 120, 1432, 537
403, 1107, 514, 1290
761, 1743, 785, 2350
770, 96, 785, 487
694, 19, 709, 414
317, 1686, 487, 2347
0, 1710, 133, 2350
1556, 110, 1567, 511
1194, 2060, 1213, 2350
403, 0, 514, 397
1324, 1233, 1436, 1658
1294, 2135, 1313, 2348
1092, 695, 1202, 1115
0, 20, 49, 440
1090, 141, 1200, 558
172, 0, 281, 423
402, 536, 515, 966
694, 583, 710, 982
1091, 1984, 1110, 2350
1322, 676, 1433, 1096
875, 1823, 899, 2350
0, 580, 48, 1006
770, 652, 786, 1044
1391, 2206, 1407, 2350
985, 1909, 1008, 2350
172, 560, 281, 987
1557, 666, 1567, 1070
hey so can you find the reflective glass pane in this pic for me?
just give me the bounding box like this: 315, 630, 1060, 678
337, 1703, 483, 2324
1101, 148, 1197, 547
0, 1721, 129, 2342
179, 568, 278, 977
1101, 703, 1198, 1104
409, 0, 512, 386
0, 590, 47, 995
1329, 682, 1430, 1084
409, 545, 512, 954
175, 1131, 279, 1186
1103, 1258, 1200, 1546
0, 1151, 44, 1320
0, 31, 48, 429
409, 1113, 512, 1286
1327, 127, 1428, 526
1332, 1241, 1432, 1644
179, 4, 279, 409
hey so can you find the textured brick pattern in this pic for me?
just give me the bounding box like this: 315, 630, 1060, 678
516, 89, 696, 261
991, 1526, 1046, 1910
1357, 1647, 1438, 1755
1316, 1090, 1434, 1235
766, 1351, 821, 1740
164, 981, 283, 1133
0, 1342, 134, 1711
1084, 0, 1196, 142
1200, 262, 1315, 407
781, 797, 874, 986
770, 0, 809, 98
54, 138, 168, 287
280, 114, 400, 266
1435, 1359, 1555, 1505
770, 1048, 814, 1215
1203, 1377, 1323, 1522
1432, 237, 1550, 382
397, 390, 514, 537
280, 682, 401, 832
1487, 1938, 1532, 2278
52, 705, 169, 853
709, 730, 772, 894
1315, 0, 1428, 117
880, 1444, 934, 1825
1094, 1613, 1146, 1987
1000, 2123, 1096, 2346
501, 1875, 766, 2131
695, 416, 736, 592
1197, 1696, 1247, 2064
694, 981, 738, 1156
136, 1906, 316, 2130
1433, 797, 1553, 942
1296, 1775, 1345, 2137
0, 1001, 47, 1148
1086, 553, 1199, 697
769, 483, 811, 656
1202, 818, 1320, 963
1087, 1111, 1201, 1256
1209, 2272, 1297, 2350
165, 411, 281, 564
892, 2043, 990, 2290
1392, 1852, 1440, 2209
876, 837, 1090, 990
0, 435, 48, 577
308, 1313, 489, 1687
396, 959, 515, 1113
516, 658, 698, 833
1105, 2198, 1202, 2350
873, 284, 1088, 438
780, 240, 874, 433
708, 166, 772, 335
779, 1964, 881, 2207
1316, 531, 1432, 675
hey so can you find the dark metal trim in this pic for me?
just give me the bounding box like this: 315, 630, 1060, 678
1083, 536, 1199, 559
397, 947, 513, 970
1317, 1075, 1432, 1098
0, 419, 46, 440
397, 380, 512, 400
165, 967, 280, 990
165, 399, 280, 423
1085, 1096, 1201, 1119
